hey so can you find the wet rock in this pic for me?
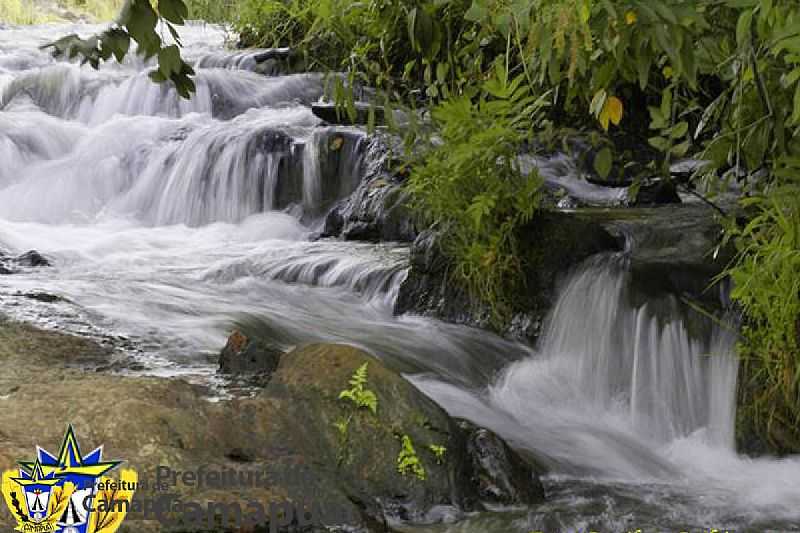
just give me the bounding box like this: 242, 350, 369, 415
629, 178, 681, 206
274, 129, 367, 216
255, 344, 545, 524
0, 325, 544, 532
19, 291, 65, 303
218, 329, 283, 376
15, 250, 51, 267
323, 135, 417, 243
460, 421, 545, 505
396, 213, 622, 341
594, 203, 736, 307
312, 102, 385, 126
0, 250, 51, 274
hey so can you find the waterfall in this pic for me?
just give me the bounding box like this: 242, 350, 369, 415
414, 256, 739, 480
531, 256, 738, 447
2, 20, 799, 532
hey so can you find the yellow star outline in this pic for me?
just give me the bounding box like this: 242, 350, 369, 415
19, 426, 121, 479
12, 460, 60, 488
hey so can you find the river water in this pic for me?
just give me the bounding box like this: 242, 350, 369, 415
0, 21, 798, 533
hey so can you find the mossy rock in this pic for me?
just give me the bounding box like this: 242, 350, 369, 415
0, 323, 543, 532
256, 344, 470, 522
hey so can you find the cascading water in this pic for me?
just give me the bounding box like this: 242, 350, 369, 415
412, 257, 800, 531
0, 20, 799, 533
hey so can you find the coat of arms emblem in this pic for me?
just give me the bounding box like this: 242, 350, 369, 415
2, 426, 137, 533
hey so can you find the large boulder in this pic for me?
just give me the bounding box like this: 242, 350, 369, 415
0, 322, 544, 532
236, 344, 545, 525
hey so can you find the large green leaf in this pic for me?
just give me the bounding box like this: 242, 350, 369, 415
593, 147, 614, 178
158, 0, 188, 25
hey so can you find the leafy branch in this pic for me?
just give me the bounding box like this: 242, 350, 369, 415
43, 0, 196, 97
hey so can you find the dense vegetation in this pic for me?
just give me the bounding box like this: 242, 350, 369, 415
0, 0, 123, 23
22, 0, 800, 451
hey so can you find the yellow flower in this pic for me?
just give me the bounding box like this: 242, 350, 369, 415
625, 10, 637, 25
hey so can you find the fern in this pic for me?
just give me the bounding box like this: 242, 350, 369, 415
338, 363, 378, 414
428, 444, 447, 464
396, 435, 426, 480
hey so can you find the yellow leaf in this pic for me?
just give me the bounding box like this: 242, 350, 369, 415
598, 96, 623, 130
625, 10, 637, 25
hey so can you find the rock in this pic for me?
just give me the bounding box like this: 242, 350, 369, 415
323, 135, 417, 243
250, 48, 304, 76
14, 249, 50, 267
395, 212, 622, 341
460, 421, 545, 505
254, 344, 545, 524
20, 291, 65, 303
0, 323, 544, 532
629, 178, 681, 206
312, 102, 385, 126
275, 129, 367, 216
594, 203, 736, 307
0, 249, 51, 274
252, 48, 293, 63
218, 329, 282, 376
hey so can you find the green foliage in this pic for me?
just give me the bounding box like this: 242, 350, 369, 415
396, 435, 426, 481
334, 363, 378, 466
338, 362, 378, 414
183, 0, 234, 22
407, 63, 545, 320
0, 0, 46, 23
722, 174, 800, 441
44, 0, 196, 97
427, 444, 446, 464
61, 0, 125, 20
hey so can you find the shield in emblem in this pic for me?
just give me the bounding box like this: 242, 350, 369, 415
12, 460, 59, 523
23, 484, 52, 522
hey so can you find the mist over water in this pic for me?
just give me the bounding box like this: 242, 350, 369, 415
0, 21, 798, 532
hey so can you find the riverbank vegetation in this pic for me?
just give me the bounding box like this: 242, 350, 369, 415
46, 0, 800, 451
0, 0, 46, 23
0, 0, 124, 22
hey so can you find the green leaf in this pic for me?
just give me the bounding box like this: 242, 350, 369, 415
579, 0, 591, 23
127, 0, 160, 57
649, 136, 671, 152
158, 0, 188, 25
650, 0, 678, 24
436, 62, 447, 84
593, 147, 613, 179
148, 69, 167, 82
627, 180, 642, 202
671, 139, 690, 157
793, 83, 800, 124
464, 1, 488, 22
100, 29, 130, 62
669, 121, 689, 140
158, 45, 182, 77
736, 9, 754, 50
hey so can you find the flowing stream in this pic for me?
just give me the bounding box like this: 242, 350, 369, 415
1, 21, 799, 533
